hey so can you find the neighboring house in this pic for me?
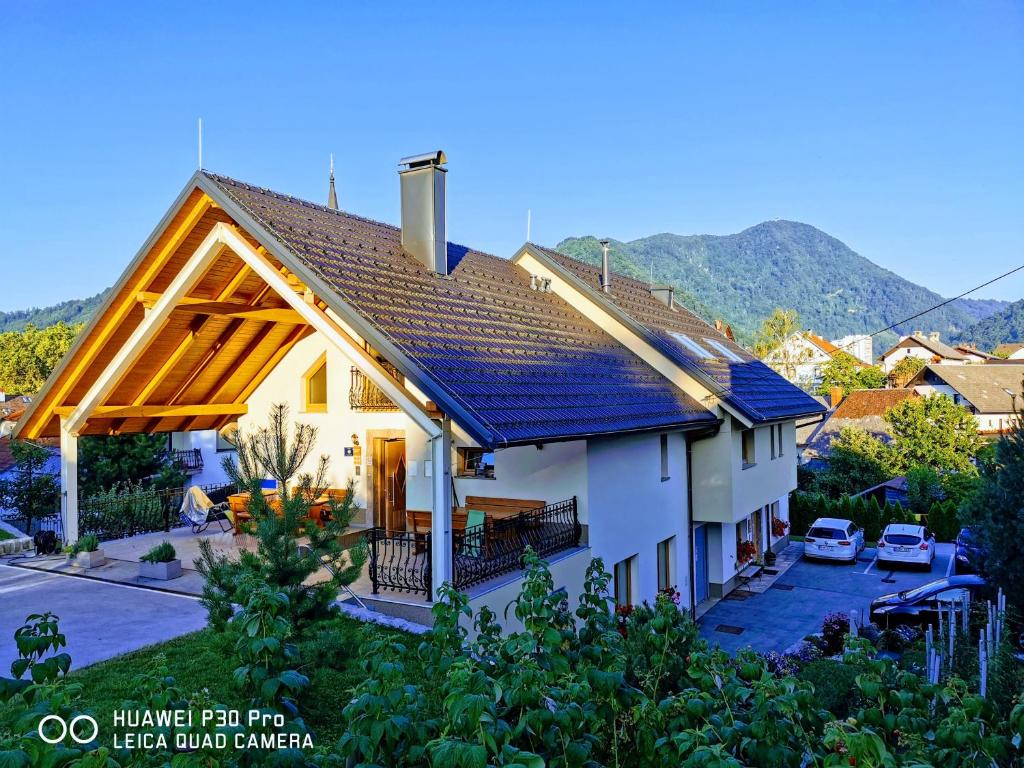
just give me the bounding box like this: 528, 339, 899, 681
853, 476, 909, 508
954, 344, 996, 363
168, 429, 233, 486
907, 364, 1024, 434
14, 154, 823, 624
831, 334, 873, 365
763, 332, 867, 390
879, 331, 969, 373
0, 394, 32, 438
801, 388, 920, 464
993, 343, 1024, 360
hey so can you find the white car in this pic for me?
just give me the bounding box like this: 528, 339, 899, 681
877, 523, 935, 569
803, 517, 865, 563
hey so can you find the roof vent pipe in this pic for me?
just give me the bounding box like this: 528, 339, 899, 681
599, 239, 611, 293
651, 284, 675, 308
399, 150, 448, 275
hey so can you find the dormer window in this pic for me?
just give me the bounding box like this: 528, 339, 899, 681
304, 354, 328, 412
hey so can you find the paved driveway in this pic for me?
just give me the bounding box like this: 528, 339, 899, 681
699, 543, 955, 654
0, 563, 208, 674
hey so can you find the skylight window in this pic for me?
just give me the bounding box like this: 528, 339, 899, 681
668, 332, 713, 359
704, 338, 744, 362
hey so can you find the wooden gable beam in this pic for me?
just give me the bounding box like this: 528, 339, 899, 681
61, 225, 233, 435
24, 194, 214, 439
55, 403, 247, 419
167, 301, 307, 324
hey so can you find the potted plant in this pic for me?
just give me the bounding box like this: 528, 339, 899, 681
772, 517, 790, 538
73, 534, 105, 569
139, 541, 182, 580
736, 539, 757, 568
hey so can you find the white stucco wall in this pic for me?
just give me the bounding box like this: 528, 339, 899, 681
170, 429, 232, 486
238, 334, 411, 513
585, 431, 690, 607
882, 341, 965, 373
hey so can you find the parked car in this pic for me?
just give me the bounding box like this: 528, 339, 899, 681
954, 527, 986, 575
877, 523, 935, 569
870, 574, 986, 628
803, 517, 865, 564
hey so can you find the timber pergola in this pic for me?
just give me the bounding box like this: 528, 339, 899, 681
17, 185, 454, 593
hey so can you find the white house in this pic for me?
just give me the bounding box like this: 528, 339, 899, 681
831, 334, 873, 365
907, 364, 1024, 434
763, 332, 869, 391
14, 152, 823, 623
879, 331, 970, 373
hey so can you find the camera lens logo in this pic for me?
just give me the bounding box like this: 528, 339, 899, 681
38, 714, 99, 745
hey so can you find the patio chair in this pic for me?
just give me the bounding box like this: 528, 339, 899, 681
179, 485, 232, 535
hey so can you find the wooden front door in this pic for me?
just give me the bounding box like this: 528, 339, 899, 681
374, 438, 407, 533
752, 508, 765, 556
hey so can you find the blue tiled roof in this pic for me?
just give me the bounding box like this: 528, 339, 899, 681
538, 247, 827, 423
202, 174, 719, 447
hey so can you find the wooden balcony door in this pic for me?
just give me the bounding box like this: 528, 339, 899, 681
373, 437, 407, 533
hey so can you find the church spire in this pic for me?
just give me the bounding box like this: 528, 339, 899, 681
327, 153, 338, 210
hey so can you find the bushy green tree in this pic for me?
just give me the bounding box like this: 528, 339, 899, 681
196, 403, 367, 632
812, 426, 896, 497
815, 351, 885, 397
885, 394, 981, 473
0, 322, 80, 394
79, 433, 185, 500
0, 441, 59, 532
889, 355, 926, 386
906, 464, 942, 517
961, 403, 1024, 603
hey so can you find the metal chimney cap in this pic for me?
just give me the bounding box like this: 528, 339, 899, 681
399, 150, 447, 169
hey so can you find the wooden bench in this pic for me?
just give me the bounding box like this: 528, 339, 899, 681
407, 509, 468, 554
464, 496, 545, 519
737, 562, 764, 589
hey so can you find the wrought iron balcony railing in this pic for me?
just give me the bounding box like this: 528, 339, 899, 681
169, 447, 204, 473
349, 364, 402, 412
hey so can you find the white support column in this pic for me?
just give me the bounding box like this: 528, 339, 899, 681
59, 419, 79, 544
430, 416, 453, 599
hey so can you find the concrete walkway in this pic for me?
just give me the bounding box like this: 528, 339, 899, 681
0, 562, 208, 673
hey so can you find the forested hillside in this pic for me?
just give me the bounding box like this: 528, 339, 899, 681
952, 298, 1024, 351
0, 289, 108, 333
556, 221, 1007, 352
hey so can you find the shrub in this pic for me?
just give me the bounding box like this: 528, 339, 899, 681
140, 540, 176, 564
821, 611, 850, 655
798, 658, 860, 718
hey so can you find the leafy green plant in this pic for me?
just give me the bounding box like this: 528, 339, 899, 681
73, 533, 100, 554
140, 540, 177, 564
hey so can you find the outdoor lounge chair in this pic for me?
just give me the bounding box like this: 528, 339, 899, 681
179, 486, 232, 534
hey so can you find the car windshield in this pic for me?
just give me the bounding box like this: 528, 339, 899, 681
898, 579, 950, 601
808, 527, 845, 540
886, 533, 921, 546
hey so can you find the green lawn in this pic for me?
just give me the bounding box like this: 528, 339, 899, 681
72, 616, 413, 746
0, 528, 15, 541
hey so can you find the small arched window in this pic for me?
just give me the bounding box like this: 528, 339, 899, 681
304, 354, 327, 412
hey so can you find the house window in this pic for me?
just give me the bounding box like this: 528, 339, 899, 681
457, 447, 495, 478
304, 355, 328, 412
613, 555, 636, 606
656, 537, 674, 592
770, 426, 776, 459
660, 434, 670, 481
741, 428, 756, 468
776, 425, 784, 457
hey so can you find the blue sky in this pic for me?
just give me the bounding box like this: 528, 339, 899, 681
1, 1, 1022, 312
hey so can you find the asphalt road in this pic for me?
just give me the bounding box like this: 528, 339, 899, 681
0, 563, 208, 674
699, 542, 956, 655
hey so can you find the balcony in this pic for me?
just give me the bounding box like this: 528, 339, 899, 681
169, 448, 204, 474
349, 365, 401, 412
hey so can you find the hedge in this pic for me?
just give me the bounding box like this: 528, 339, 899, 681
790, 492, 915, 543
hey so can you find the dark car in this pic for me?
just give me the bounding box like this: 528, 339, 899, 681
954, 527, 986, 575
869, 575, 987, 629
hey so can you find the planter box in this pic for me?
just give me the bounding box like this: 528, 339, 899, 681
139, 559, 182, 581
76, 550, 106, 569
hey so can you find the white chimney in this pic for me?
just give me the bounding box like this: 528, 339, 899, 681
399, 150, 448, 274
929, 331, 940, 343
599, 239, 611, 293
651, 284, 675, 307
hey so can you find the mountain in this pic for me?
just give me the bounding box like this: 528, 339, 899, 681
0, 289, 109, 333
555, 221, 1009, 354
952, 298, 1024, 351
